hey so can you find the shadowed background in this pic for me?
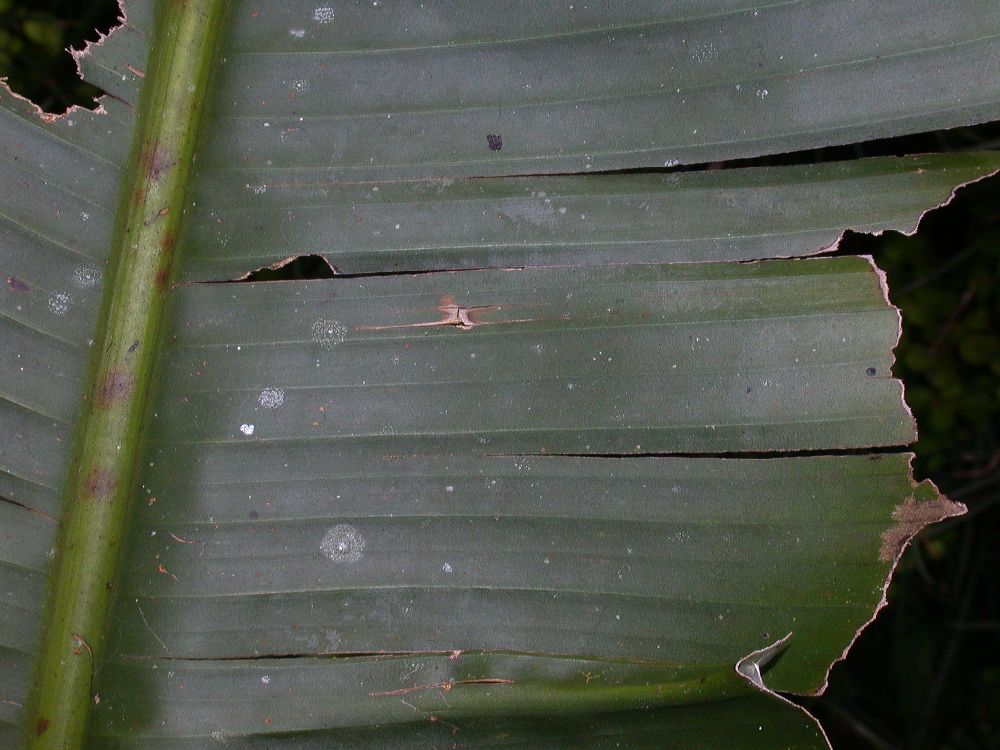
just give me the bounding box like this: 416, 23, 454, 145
2, 2, 997, 747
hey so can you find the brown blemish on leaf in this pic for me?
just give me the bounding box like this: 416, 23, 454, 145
879, 495, 964, 562
35, 717, 49, 736
360, 295, 542, 332
97, 370, 133, 408
82, 467, 117, 502
5, 275, 30, 292
71, 633, 94, 661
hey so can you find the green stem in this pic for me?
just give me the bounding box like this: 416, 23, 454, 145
24, 2, 227, 747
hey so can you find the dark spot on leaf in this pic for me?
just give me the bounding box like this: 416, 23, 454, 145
127, 340, 140, 356
248, 509, 259, 520
745, 385, 753, 394
866, 367, 877, 376
97, 370, 133, 408
487, 134, 502, 151
36, 717, 49, 736
106, 581, 113, 590
83, 467, 117, 502
6, 275, 30, 292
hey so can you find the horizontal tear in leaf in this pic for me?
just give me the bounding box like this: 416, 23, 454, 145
181, 153, 1000, 280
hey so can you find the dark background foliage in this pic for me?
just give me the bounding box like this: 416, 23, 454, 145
2, 3, 998, 748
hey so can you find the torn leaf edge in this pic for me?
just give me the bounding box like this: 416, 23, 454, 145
735, 633, 834, 750
0, 0, 128, 124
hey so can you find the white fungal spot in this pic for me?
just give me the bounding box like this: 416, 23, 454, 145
663, 159, 680, 167
313, 6, 335, 23
48, 292, 70, 315
691, 42, 718, 64
500, 199, 556, 228
292, 79, 309, 93
321, 524, 365, 563
80, 211, 90, 222
72, 264, 102, 289
325, 629, 340, 651
289, 28, 306, 38
239, 423, 255, 436
260, 675, 270, 684
311, 318, 347, 348
442, 562, 453, 573
258, 388, 285, 409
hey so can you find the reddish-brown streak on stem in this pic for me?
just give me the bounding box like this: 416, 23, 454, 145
96, 370, 134, 408
82, 468, 117, 502
154, 230, 177, 291
141, 141, 174, 181
130, 180, 147, 208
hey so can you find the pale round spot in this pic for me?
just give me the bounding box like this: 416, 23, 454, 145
48, 292, 70, 315
313, 6, 335, 23
321, 524, 365, 563
239, 423, 255, 436
73, 264, 103, 289
258, 388, 285, 409
311, 318, 347, 349
289, 28, 306, 38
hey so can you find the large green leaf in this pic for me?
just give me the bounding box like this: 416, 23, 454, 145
1, 1, 996, 747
